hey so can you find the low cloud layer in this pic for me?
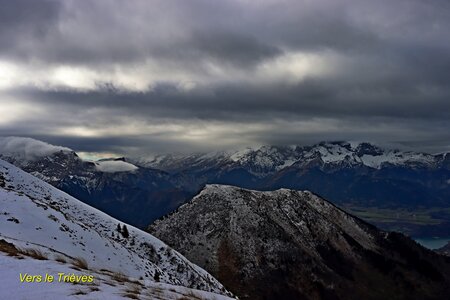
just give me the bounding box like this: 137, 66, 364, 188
95, 160, 138, 173
0, 0, 449, 155
0, 137, 71, 161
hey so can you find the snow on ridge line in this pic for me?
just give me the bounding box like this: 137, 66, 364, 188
193, 184, 314, 204
95, 160, 138, 173
0, 137, 72, 161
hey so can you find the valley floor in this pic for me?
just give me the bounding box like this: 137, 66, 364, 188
342, 205, 450, 240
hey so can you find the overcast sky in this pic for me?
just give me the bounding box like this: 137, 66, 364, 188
0, 0, 449, 157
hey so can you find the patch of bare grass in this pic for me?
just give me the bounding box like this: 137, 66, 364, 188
0, 239, 22, 257
90, 286, 101, 292
71, 289, 88, 295
72, 257, 88, 269
125, 284, 141, 295
55, 255, 66, 263
122, 293, 139, 299
22, 248, 47, 260
111, 271, 128, 283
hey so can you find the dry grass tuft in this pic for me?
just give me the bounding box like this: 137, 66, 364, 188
179, 291, 203, 300
1, 240, 50, 261
72, 257, 89, 270
55, 255, 66, 263
122, 293, 140, 299
111, 271, 128, 283
71, 289, 88, 295
22, 248, 47, 260
125, 285, 141, 295
0, 239, 22, 257
90, 286, 101, 292
100, 268, 113, 274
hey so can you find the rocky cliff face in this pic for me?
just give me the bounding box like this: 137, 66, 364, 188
149, 185, 450, 300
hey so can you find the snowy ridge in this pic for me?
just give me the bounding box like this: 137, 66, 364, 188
0, 159, 233, 298
1, 137, 445, 177
141, 141, 447, 176
304, 142, 436, 169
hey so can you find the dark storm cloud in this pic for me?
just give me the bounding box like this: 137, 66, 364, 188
1, 0, 450, 154
0, 0, 62, 59
0, 0, 60, 31
12, 73, 450, 121
0, 0, 282, 67
187, 31, 282, 67
2, 0, 449, 66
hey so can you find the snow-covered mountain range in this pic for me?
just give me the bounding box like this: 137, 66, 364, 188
0, 158, 233, 299
140, 141, 450, 227
139, 141, 449, 176
1, 137, 449, 235
149, 184, 450, 300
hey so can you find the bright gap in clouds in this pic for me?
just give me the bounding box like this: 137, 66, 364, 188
0, 50, 332, 93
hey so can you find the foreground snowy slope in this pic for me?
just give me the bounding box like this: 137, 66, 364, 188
0, 252, 233, 300
0, 159, 233, 298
